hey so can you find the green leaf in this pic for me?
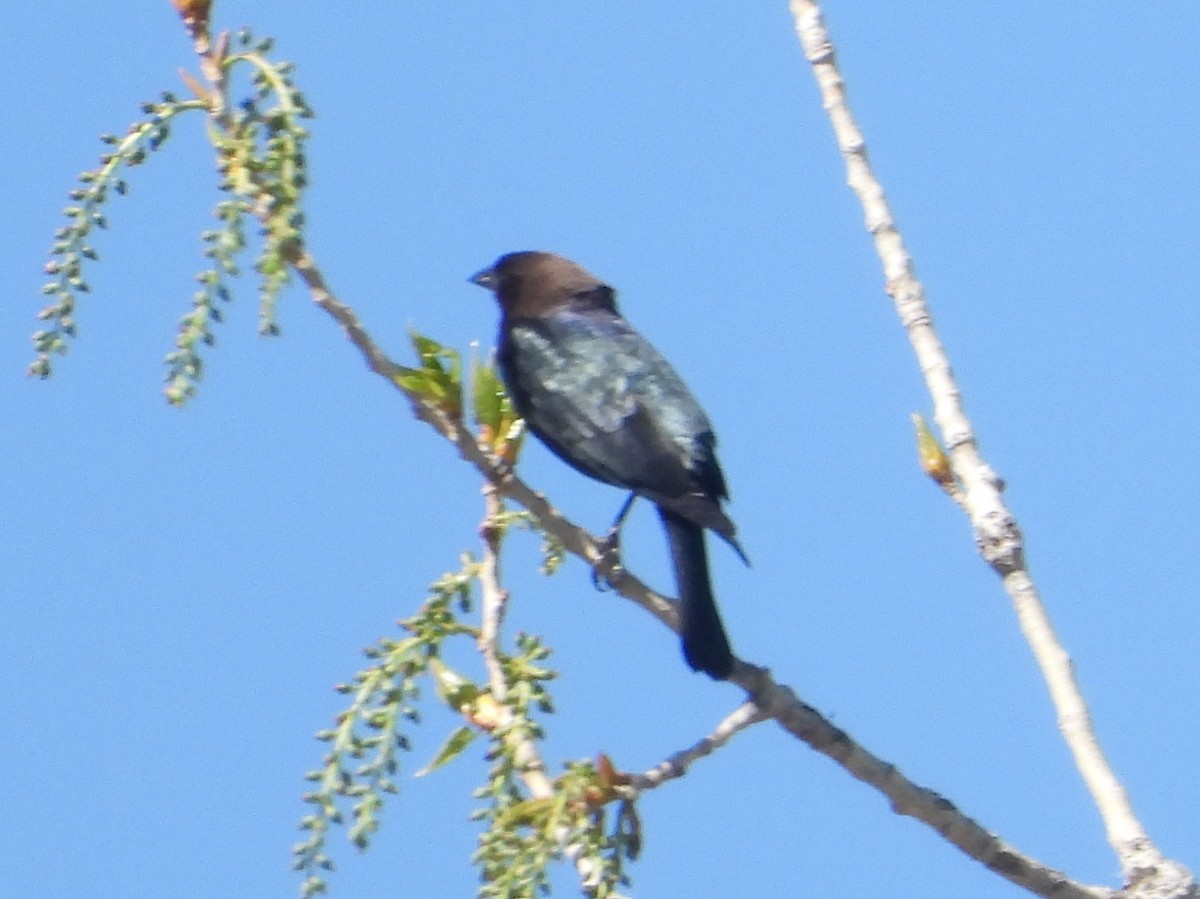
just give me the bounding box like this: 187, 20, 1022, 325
428, 657, 480, 710
414, 726, 477, 777
494, 796, 555, 830
472, 353, 505, 433
911, 411, 954, 490
403, 330, 462, 417
471, 350, 524, 462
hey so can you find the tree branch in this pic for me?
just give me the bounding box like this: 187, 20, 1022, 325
477, 481, 622, 893
173, 10, 1183, 896
787, 3, 1195, 897
288, 233, 1113, 899
477, 483, 553, 797
631, 702, 766, 790
750, 670, 1108, 899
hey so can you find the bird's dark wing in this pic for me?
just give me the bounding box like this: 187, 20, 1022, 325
500, 311, 727, 502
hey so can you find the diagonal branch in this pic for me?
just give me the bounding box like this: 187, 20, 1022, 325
289, 233, 1111, 899
787, 3, 1194, 898
748, 669, 1107, 899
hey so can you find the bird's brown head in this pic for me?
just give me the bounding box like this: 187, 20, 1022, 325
470, 251, 617, 319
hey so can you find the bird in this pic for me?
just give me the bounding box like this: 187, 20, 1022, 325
470, 251, 746, 680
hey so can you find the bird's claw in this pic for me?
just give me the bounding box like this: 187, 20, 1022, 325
590, 526, 624, 592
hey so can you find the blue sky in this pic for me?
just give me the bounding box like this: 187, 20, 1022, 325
3, 3, 1198, 898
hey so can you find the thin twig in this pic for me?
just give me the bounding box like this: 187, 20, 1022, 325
477, 482, 617, 891
631, 702, 766, 790
787, 3, 1194, 897
477, 483, 553, 796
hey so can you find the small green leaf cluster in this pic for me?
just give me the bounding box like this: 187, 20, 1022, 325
29, 24, 314, 405
226, 30, 314, 338
32, 93, 203, 379
473, 352, 525, 465
292, 493, 623, 899
555, 760, 642, 899
489, 508, 566, 577
472, 634, 560, 898
164, 195, 250, 403
470, 681, 638, 897
396, 332, 531, 477
395, 331, 464, 420
166, 29, 314, 404
293, 556, 480, 897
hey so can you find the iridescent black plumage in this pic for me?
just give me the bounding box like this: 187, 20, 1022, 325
471, 251, 744, 679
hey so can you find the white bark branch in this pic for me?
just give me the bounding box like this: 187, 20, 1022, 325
787, 3, 1194, 897
477, 483, 553, 797
477, 483, 614, 892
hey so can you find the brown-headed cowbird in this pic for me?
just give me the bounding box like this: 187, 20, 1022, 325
470, 251, 746, 680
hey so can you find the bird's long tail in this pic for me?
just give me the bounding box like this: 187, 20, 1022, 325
658, 508, 734, 680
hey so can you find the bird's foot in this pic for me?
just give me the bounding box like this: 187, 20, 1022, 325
590, 526, 624, 591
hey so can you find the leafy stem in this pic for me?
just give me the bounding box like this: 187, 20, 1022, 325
31, 96, 206, 378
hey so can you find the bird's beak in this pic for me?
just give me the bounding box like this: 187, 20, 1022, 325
469, 266, 496, 290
